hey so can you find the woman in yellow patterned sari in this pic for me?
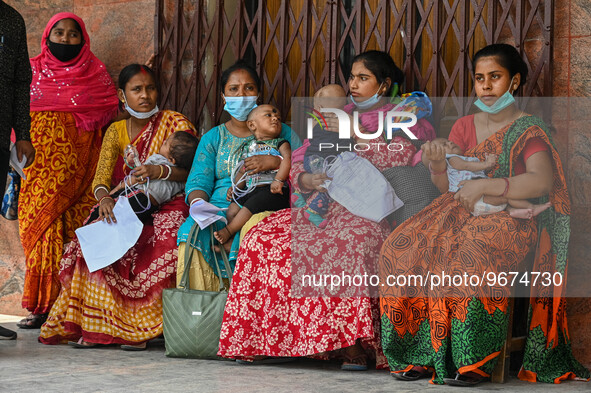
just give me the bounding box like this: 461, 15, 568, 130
18, 13, 119, 328
39, 64, 196, 349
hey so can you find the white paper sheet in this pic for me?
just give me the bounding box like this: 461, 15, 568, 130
76, 197, 144, 273
9, 145, 27, 180
189, 199, 227, 229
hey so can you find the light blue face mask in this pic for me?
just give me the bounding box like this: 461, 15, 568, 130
223, 95, 258, 121
123, 93, 159, 119
474, 76, 516, 114
350, 83, 384, 110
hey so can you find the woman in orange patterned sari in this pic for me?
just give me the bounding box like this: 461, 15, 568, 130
18, 13, 119, 328
379, 44, 589, 385
39, 64, 196, 349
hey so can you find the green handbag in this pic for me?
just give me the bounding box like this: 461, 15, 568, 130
162, 223, 232, 359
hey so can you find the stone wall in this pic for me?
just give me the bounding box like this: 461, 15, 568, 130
6, 0, 155, 86
553, 0, 591, 371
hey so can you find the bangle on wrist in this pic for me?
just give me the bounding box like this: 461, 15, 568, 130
273, 178, 284, 183
162, 165, 172, 180
94, 185, 109, 200
501, 177, 510, 197
189, 197, 202, 206
428, 162, 447, 176
98, 195, 114, 205
158, 165, 164, 179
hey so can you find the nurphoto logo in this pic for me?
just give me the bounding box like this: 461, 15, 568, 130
306, 108, 419, 152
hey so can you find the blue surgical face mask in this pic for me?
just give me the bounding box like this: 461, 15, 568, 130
350, 83, 384, 110
474, 76, 516, 114
223, 95, 258, 121
123, 93, 159, 119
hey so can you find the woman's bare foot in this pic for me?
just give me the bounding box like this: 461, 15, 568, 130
120, 342, 147, 351
68, 337, 97, 348
341, 342, 368, 371
532, 202, 552, 217
509, 207, 533, 219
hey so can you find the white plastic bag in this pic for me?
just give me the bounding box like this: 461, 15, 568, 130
325, 152, 403, 222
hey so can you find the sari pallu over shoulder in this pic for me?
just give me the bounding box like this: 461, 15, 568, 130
495, 116, 589, 383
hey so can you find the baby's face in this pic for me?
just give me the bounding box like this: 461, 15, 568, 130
249, 104, 282, 140
433, 138, 463, 155
159, 134, 175, 161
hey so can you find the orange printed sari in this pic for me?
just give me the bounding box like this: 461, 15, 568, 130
379, 115, 589, 384
19, 111, 102, 314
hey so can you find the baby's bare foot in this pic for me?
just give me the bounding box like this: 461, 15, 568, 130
532, 202, 552, 217
214, 226, 232, 244
509, 208, 533, 219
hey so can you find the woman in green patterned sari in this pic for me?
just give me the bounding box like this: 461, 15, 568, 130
378, 44, 589, 386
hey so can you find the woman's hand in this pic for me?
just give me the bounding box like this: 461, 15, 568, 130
299, 172, 330, 192
132, 164, 159, 183
98, 197, 117, 224
454, 178, 487, 212
324, 112, 341, 134
421, 140, 446, 162
324, 111, 362, 138
15, 140, 36, 168
244, 155, 281, 174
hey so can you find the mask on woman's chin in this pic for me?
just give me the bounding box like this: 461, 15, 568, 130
350, 83, 384, 110
474, 77, 516, 114
47, 41, 83, 62
223, 95, 258, 121
122, 93, 159, 119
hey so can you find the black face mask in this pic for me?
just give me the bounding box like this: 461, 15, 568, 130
47, 41, 83, 62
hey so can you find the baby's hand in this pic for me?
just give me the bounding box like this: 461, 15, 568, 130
271, 180, 283, 194
226, 187, 234, 201
484, 153, 497, 170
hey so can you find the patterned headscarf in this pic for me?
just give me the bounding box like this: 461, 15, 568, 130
29, 12, 118, 131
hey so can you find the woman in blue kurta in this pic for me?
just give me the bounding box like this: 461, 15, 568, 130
176, 60, 301, 289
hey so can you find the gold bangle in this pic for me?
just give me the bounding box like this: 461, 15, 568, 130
98, 195, 114, 205
158, 165, 164, 179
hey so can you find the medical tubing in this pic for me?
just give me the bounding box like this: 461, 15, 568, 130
124, 172, 152, 213
230, 160, 257, 204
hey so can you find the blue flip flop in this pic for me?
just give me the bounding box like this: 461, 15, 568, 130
341, 355, 368, 371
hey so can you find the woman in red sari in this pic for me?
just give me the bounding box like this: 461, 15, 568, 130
18, 13, 119, 328
218, 51, 433, 369
379, 44, 589, 385
39, 64, 197, 349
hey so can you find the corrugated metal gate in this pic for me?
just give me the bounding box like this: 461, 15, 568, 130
154, 0, 553, 135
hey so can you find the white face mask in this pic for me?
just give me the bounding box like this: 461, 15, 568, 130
122, 92, 159, 119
